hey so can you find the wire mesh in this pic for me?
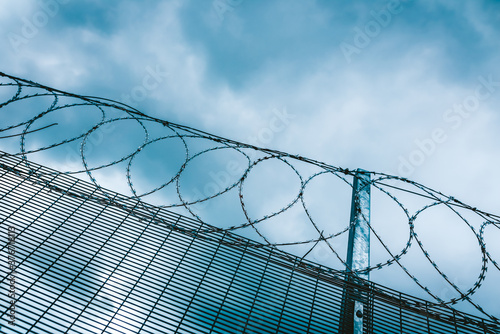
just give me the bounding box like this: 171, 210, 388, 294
0, 150, 498, 333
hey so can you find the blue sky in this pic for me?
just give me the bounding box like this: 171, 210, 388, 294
2, 0, 500, 206
1, 0, 500, 321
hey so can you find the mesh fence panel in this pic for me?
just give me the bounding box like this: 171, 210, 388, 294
0, 152, 498, 333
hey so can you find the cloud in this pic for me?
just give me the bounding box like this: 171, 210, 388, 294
2, 0, 500, 321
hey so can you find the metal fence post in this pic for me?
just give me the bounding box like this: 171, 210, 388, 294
339, 169, 371, 334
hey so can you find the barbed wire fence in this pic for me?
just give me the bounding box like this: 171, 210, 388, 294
1, 71, 499, 325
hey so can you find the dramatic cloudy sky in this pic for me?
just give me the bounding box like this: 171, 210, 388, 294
2, 0, 500, 209
1, 0, 500, 319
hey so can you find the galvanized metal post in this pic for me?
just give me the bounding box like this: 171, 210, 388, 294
339, 169, 371, 333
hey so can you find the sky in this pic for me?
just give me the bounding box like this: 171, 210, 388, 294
1, 0, 500, 322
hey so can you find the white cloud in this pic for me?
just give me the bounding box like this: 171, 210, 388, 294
2, 0, 500, 322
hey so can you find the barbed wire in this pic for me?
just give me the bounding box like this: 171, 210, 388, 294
1, 71, 499, 323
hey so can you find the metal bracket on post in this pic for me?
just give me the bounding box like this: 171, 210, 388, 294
339, 169, 371, 334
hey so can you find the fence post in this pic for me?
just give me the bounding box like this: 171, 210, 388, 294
339, 169, 371, 333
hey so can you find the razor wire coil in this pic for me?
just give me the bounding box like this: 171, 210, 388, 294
1, 71, 499, 324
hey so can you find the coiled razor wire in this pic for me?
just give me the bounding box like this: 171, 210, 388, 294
1, 71, 499, 324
